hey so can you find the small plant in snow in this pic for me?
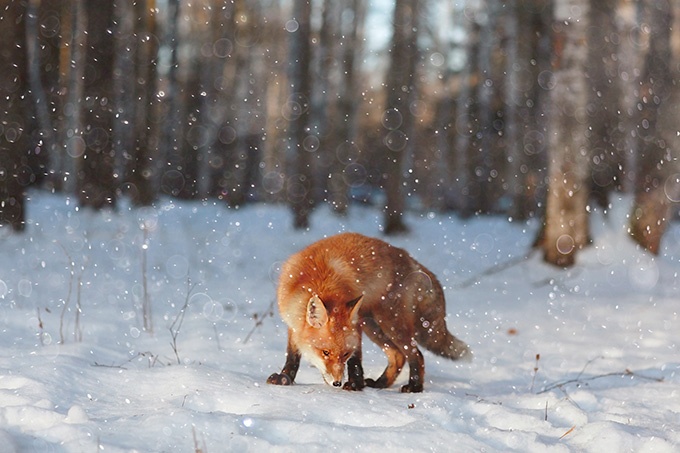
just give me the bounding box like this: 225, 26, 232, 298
169, 279, 197, 365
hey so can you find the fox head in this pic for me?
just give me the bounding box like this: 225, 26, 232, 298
298, 294, 363, 387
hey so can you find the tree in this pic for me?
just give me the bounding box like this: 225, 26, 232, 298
505, 0, 551, 220
469, 0, 503, 214
536, 0, 591, 266
32, 0, 71, 191
0, 0, 29, 231
286, 0, 314, 229
77, 0, 117, 209
127, 0, 159, 206
630, 0, 680, 253
158, 0, 182, 198
587, 0, 626, 208
382, 0, 419, 234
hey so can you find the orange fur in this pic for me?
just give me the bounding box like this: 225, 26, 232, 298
267, 232, 469, 393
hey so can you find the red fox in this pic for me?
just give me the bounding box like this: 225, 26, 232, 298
266, 232, 469, 393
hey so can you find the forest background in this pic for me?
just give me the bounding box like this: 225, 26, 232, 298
1, 0, 680, 267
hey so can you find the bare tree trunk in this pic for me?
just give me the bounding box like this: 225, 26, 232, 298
26, 0, 55, 185
537, 0, 590, 267
159, 0, 183, 197
471, 0, 502, 214
430, 1, 457, 211
77, 0, 117, 209
211, 0, 253, 207
316, 0, 364, 216
506, 0, 549, 220
126, 0, 159, 206
453, 8, 479, 214
617, 0, 644, 193
286, 0, 314, 229
382, 0, 418, 234
317, 0, 342, 212
0, 0, 29, 231
630, 0, 679, 254
588, 0, 626, 210
261, 0, 287, 204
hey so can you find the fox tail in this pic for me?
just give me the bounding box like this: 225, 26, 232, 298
415, 274, 471, 361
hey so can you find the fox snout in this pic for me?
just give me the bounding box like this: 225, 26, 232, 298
321, 362, 346, 388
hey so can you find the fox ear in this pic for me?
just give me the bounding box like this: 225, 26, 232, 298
306, 294, 328, 328
347, 295, 363, 321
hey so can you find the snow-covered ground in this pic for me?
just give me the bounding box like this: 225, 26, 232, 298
0, 191, 678, 452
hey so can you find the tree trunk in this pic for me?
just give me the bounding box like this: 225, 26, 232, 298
317, 0, 343, 213
159, 0, 183, 198
0, 0, 29, 231
453, 10, 479, 214
286, 0, 314, 229
26, 0, 56, 186
630, 0, 678, 254
471, 0, 502, 214
506, 0, 550, 221
537, 0, 591, 267
382, 0, 418, 234
77, 0, 117, 209
211, 0, 251, 207
587, 0, 626, 210
126, 0, 159, 206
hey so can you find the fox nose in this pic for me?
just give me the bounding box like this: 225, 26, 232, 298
332, 381, 342, 387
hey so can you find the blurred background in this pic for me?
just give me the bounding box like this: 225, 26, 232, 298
1, 0, 679, 262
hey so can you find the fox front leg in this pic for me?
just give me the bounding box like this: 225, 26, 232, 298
342, 349, 365, 391
267, 334, 301, 386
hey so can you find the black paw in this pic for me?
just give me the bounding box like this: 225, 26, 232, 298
399, 383, 423, 393
364, 377, 387, 389
342, 380, 364, 391
267, 372, 293, 385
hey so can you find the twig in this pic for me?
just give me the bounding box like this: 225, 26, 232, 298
559, 426, 576, 440
192, 426, 207, 453
74, 272, 83, 342
56, 242, 75, 344
453, 250, 536, 289
465, 393, 503, 405
36, 308, 45, 346
169, 279, 197, 364
538, 368, 664, 394
530, 353, 541, 392
243, 298, 276, 344
141, 225, 152, 333
92, 351, 159, 369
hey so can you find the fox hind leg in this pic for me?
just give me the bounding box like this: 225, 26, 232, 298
400, 348, 424, 393
363, 318, 425, 392
362, 320, 406, 389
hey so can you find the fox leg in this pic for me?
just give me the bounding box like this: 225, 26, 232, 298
400, 347, 424, 393
267, 330, 300, 386
343, 342, 365, 391
362, 320, 406, 389
364, 319, 425, 392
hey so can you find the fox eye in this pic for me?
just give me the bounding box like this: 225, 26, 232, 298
322, 349, 330, 357
342, 352, 351, 360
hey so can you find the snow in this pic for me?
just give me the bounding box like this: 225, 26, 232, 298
0, 191, 678, 452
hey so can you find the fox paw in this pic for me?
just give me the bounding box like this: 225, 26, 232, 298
342, 380, 364, 391
399, 383, 423, 393
364, 378, 387, 389
267, 372, 293, 385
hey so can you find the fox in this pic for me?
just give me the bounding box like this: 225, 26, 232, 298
266, 232, 470, 393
